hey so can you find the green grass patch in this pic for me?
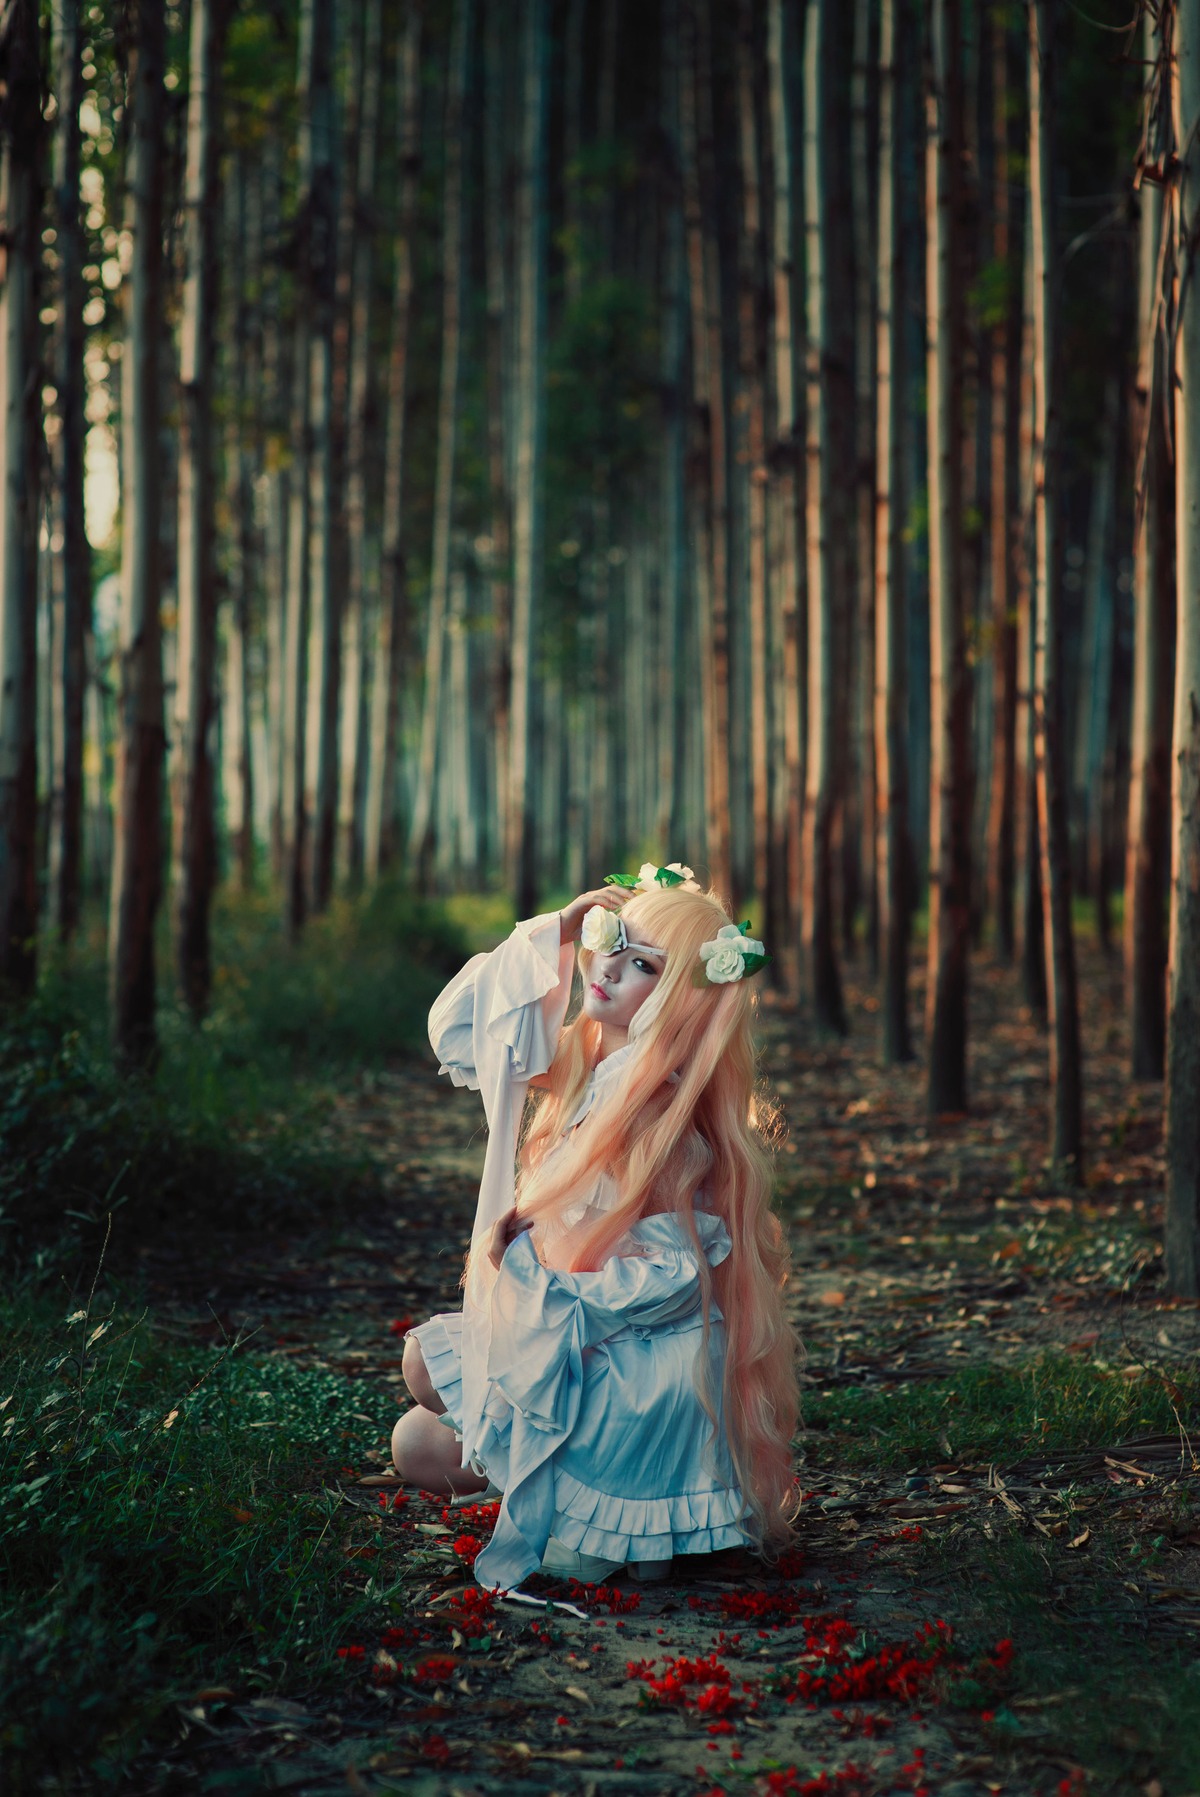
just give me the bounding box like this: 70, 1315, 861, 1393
0, 884, 473, 1270
921, 1520, 1200, 1793
0, 1292, 403, 1789
800, 1353, 1199, 1471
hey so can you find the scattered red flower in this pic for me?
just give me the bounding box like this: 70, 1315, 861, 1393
335, 1644, 365, 1661
388, 1316, 413, 1336
452, 1533, 483, 1567
420, 1735, 451, 1767
411, 1654, 458, 1688
445, 1586, 498, 1637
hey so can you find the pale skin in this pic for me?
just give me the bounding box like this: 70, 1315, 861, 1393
390, 888, 666, 1494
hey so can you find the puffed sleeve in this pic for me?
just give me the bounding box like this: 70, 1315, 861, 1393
428, 912, 575, 1099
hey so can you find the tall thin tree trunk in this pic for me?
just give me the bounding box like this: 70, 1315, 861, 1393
109, 0, 166, 1064
924, 0, 971, 1113
1166, 0, 1200, 1292
0, 0, 41, 997
694, 0, 732, 900
659, 0, 688, 857
853, 0, 878, 974
767, 0, 804, 988
49, 0, 88, 944
875, 0, 912, 1064
1072, 366, 1119, 938
1016, 185, 1047, 1016
985, 6, 1018, 963
173, 0, 225, 1018
304, 0, 339, 915
338, 0, 382, 889
507, 0, 548, 914
484, 0, 513, 875
409, 0, 472, 880
261, 129, 287, 884
737, 0, 771, 928
1128, 2, 1174, 1081
802, 0, 847, 1034
1029, 0, 1082, 1174
365, 3, 421, 883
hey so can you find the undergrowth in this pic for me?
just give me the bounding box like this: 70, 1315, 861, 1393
0, 1289, 401, 1789
800, 1353, 1200, 1471
0, 884, 468, 1271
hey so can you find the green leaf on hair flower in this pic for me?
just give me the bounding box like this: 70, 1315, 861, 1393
603, 873, 641, 889
655, 867, 686, 887
739, 921, 753, 935
741, 953, 772, 977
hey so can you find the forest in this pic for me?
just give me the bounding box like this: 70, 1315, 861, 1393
3, 0, 1200, 1793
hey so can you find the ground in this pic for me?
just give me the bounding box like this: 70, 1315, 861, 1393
129, 944, 1200, 1797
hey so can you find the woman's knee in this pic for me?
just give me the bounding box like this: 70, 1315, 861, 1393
401, 1333, 444, 1413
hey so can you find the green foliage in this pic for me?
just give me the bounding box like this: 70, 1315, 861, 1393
0, 886, 468, 1270
801, 1355, 1200, 1472
0, 1296, 400, 1788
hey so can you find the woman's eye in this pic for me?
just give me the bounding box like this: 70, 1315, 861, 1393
633, 957, 658, 975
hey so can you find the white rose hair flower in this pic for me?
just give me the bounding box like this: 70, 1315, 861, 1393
697, 922, 771, 985
605, 860, 700, 895
580, 905, 625, 955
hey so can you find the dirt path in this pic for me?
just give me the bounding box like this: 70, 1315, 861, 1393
146, 947, 1200, 1796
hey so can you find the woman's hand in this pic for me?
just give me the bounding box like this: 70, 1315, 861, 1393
488, 1206, 535, 1269
559, 886, 629, 945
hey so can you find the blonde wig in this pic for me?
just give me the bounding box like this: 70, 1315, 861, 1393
511, 885, 799, 1548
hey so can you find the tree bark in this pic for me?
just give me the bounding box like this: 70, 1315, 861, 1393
303, 0, 339, 915
484, 0, 514, 876
364, 2, 421, 884
1166, 0, 1200, 1291
924, 0, 971, 1113
766, 0, 804, 989
337, 0, 382, 890
507, 0, 548, 915
985, 5, 1019, 964
802, 0, 847, 1035
0, 0, 41, 998
49, 0, 88, 945
853, 0, 878, 974
875, 0, 912, 1065
109, 0, 167, 1064
1029, 0, 1082, 1175
1127, 3, 1175, 1081
408, 0, 471, 880
173, 0, 226, 1018
658, 0, 688, 858
736, 0, 772, 933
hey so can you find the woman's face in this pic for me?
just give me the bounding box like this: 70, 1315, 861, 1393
581, 931, 666, 1038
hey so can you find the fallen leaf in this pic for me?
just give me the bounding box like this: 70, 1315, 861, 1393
1067, 1527, 1090, 1550
818, 1290, 847, 1308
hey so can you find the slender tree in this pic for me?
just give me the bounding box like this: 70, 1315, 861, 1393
304, 0, 339, 914
1029, 0, 1082, 1173
0, 0, 41, 997
924, 0, 970, 1112
364, 2, 422, 883
1127, 3, 1175, 1081
1166, 0, 1200, 1292
408, 0, 472, 878
48, 0, 89, 944
337, 0, 382, 888
109, 0, 167, 1065
484, 0, 514, 872
173, 0, 227, 1018
507, 0, 549, 914
766, 0, 804, 981
984, 3, 1019, 963
802, 0, 847, 1034
852, 0, 878, 971
875, 0, 912, 1064
736, 0, 771, 928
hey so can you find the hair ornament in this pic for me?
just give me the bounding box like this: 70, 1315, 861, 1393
697, 922, 771, 985
603, 860, 701, 894
580, 905, 662, 958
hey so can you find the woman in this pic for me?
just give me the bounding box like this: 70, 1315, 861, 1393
392, 865, 799, 1590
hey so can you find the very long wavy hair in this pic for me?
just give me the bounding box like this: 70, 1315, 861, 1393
514, 884, 799, 1548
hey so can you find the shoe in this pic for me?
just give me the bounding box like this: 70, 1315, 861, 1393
450, 1482, 502, 1504
627, 1559, 672, 1583
539, 1537, 625, 1581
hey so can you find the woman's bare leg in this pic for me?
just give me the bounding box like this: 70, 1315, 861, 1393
391, 1332, 490, 1497
390, 1403, 491, 1496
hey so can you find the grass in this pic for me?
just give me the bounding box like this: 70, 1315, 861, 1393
922, 1519, 1200, 1792
0, 883, 472, 1270
799, 1353, 1199, 1472
0, 1287, 406, 1790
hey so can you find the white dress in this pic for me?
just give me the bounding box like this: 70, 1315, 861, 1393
410, 912, 749, 1591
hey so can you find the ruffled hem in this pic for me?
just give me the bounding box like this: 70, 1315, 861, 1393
410, 1314, 465, 1429
547, 1465, 749, 1564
